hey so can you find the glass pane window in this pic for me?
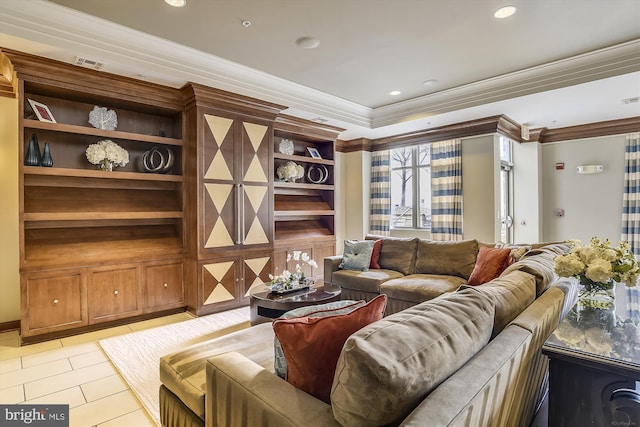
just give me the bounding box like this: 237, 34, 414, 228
390, 144, 430, 229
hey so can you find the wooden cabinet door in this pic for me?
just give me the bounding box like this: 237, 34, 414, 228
313, 242, 336, 280
144, 259, 184, 312
240, 253, 272, 303
21, 269, 87, 336
199, 257, 239, 314
88, 264, 141, 323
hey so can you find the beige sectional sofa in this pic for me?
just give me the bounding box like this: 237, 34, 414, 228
158, 238, 576, 427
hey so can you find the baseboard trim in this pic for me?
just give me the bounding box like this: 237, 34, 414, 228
0, 320, 20, 333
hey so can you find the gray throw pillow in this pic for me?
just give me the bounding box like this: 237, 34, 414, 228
274, 299, 366, 379
339, 240, 375, 271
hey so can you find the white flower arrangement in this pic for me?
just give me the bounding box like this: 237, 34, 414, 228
268, 251, 318, 291
276, 161, 304, 182
85, 140, 129, 170
554, 237, 639, 291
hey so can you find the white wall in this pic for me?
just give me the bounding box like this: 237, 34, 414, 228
337, 150, 371, 253
540, 135, 626, 244
513, 141, 542, 243
0, 95, 20, 324
462, 135, 496, 243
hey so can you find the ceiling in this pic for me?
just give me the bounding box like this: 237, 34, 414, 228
1, 0, 639, 139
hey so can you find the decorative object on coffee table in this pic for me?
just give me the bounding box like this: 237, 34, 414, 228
88, 105, 118, 130
267, 251, 317, 293
554, 237, 639, 307
250, 281, 342, 325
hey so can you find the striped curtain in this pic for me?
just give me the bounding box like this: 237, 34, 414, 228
369, 150, 391, 236
622, 132, 640, 258
430, 139, 463, 240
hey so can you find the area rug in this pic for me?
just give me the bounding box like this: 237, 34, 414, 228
99, 307, 251, 426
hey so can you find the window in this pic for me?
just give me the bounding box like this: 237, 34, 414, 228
499, 137, 514, 243
390, 144, 431, 229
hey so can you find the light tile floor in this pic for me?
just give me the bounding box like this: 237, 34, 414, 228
0, 312, 194, 427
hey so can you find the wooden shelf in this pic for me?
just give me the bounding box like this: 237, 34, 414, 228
24, 119, 183, 146
273, 152, 334, 165
274, 219, 334, 241
274, 210, 334, 218
274, 181, 334, 191
24, 211, 183, 221
23, 166, 183, 182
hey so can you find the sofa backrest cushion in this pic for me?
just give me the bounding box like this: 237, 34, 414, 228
500, 243, 568, 296
331, 288, 494, 426
415, 239, 479, 279
377, 237, 419, 275
461, 270, 536, 338
273, 294, 387, 403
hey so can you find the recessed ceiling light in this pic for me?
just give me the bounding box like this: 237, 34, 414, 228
423, 79, 438, 86
165, 0, 186, 7
389, 90, 402, 96
296, 37, 320, 49
241, 20, 251, 28
494, 6, 516, 19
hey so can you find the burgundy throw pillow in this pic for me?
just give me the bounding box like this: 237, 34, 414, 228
370, 239, 383, 269
467, 246, 511, 285
272, 294, 387, 403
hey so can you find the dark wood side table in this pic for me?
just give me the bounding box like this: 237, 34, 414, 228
249, 282, 341, 325
542, 282, 640, 426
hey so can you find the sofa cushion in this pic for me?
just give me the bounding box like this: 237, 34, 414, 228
332, 268, 404, 293
415, 239, 479, 279
380, 274, 467, 303
340, 240, 375, 271
377, 237, 419, 275
159, 322, 274, 420
461, 269, 536, 338
274, 299, 366, 379
467, 246, 511, 285
501, 243, 567, 296
273, 294, 387, 403
331, 288, 494, 426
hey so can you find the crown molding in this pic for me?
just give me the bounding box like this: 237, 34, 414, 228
371, 39, 640, 128
1, 1, 638, 133
530, 116, 640, 143
338, 115, 520, 152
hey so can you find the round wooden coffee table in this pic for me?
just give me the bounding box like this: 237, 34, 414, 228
249, 281, 342, 325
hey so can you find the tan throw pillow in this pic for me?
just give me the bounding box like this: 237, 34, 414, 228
377, 238, 419, 275
331, 288, 494, 426
273, 294, 387, 403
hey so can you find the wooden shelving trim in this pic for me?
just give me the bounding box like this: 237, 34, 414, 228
23, 166, 183, 182
274, 210, 334, 217
23, 119, 183, 146
273, 182, 334, 191
273, 152, 334, 165
24, 211, 183, 221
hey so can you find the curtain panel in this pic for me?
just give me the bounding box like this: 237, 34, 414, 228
369, 150, 391, 236
623, 132, 640, 259
430, 139, 463, 240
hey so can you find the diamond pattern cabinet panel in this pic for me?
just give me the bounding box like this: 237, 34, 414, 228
200, 114, 272, 252
201, 259, 237, 308
242, 255, 272, 303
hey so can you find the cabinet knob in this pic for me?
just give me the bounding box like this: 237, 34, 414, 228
164, 283, 168, 288
53, 299, 59, 304
114, 290, 119, 296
